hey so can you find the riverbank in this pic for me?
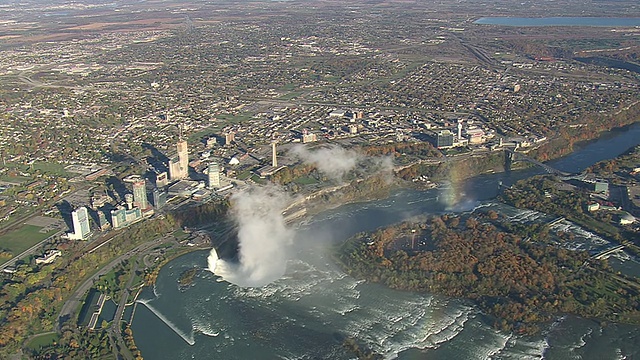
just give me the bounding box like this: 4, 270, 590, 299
333, 125, 640, 337
399, 117, 640, 186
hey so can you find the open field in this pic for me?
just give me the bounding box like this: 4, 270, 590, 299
25, 333, 59, 351
3, 161, 71, 178
0, 224, 51, 255
28, 162, 72, 177
0, 176, 30, 185
294, 176, 319, 185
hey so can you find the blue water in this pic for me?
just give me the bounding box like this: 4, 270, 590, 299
97, 299, 117, 327
549, 123, 640, 174
474, 17, 640, 27
133, 122, 640, 360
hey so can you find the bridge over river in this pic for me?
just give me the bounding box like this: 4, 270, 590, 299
504, 148, 570, 176
504, 147, 591, 181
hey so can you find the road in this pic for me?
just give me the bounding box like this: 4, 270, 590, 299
109, 259, 140, 360
393, 157, 445, 173
56, 237, 172, 331
109, 235, 177, 360
0, 208, 42, 237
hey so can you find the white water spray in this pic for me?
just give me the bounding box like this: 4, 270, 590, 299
136, 299, 195, 345
207, 145, 392, 287
207, 185, 294, 287
290, 144, 361, 181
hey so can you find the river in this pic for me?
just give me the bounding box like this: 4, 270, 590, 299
132, 123, 640, 360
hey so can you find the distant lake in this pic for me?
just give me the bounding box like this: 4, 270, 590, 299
474, 17, 640, 27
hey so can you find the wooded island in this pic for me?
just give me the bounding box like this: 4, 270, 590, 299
337, 213, 640, 334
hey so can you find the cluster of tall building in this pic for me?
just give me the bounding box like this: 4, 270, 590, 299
66, 133, 227, 236
110, 206, 143, 230
432, 120, 491, 149
164, 135, 223, 191
109, 179, 154, 230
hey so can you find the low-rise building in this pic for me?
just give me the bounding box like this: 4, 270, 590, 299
620, 212, 636, 225
35, 249, 62, 265
594, 180, 609, 194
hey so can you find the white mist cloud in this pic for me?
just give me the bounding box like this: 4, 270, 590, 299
291, 144, 394, 183
289, 144, 362, 181
207, 145, 395, 287
207, 185, 294, 287
368, 154, 395, 183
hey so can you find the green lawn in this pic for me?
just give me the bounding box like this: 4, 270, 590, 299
0, 207, 37, 234
174, 229, 190, 241
95, 267, 119, 296
25, 332, 59, 350
250, 174, 267, 184
131, 271, 144, 289
30, 161, 71, 176
0, 224, 50, 255
0, 175, 31, 184
236, 170, 252, 180
293, 176, 319, 185
5, 161, 71, 177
